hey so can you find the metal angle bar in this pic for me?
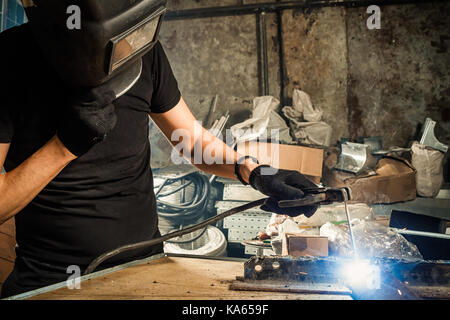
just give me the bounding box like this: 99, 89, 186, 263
165, 0, 450, 21
242, 256, 450, 286
230, 280, 353, 295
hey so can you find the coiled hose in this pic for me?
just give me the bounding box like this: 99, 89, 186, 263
155, 173, 211, 243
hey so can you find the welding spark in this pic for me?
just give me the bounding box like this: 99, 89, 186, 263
340, 259, 381, 291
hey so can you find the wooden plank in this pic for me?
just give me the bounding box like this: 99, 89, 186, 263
28, 257, 351, 300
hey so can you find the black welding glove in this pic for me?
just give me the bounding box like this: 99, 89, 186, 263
57, 86, 117, 157
249, 165, 319, 217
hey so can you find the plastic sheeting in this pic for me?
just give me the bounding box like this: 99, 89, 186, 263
320, 219, 423, 261
231, 96, 284, 143
294, 203, 374, 227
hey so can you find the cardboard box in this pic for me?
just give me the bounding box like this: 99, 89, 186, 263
323, 156, 417, 204
282, 233, 329, 257
237, 142, 324, 184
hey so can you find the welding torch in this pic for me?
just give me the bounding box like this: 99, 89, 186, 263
84, 187, 355, 275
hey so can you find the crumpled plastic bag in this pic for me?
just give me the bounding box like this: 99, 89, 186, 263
293, 89, 324, 122
289, 122, 333, 147
267, 110, 293, 144
230, 96, 280, 143
411, 141, 445, 198
265, 214, 291, 237
320, 219, 423, 261
282, 89, 332, 147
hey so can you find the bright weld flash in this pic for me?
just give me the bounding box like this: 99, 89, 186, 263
340, 259, 381, 290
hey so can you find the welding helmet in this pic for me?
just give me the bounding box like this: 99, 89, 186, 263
22, 0, 167, 98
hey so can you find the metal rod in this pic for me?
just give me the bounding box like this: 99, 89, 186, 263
261, 11, 269, 96
165, 0, 449, 21
256, 13, 264, 96
1, 0, 7, 32
393, 228, 450, 240
205, 95, 219, 129
276, 0, 286, 105
341, 188, 358, 258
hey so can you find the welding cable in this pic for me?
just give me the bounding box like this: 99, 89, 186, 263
156, 173, 210, 219
84, 198, 267, 275
154, 173, 211, 243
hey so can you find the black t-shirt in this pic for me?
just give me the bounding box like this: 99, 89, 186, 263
0, 24, 181, 267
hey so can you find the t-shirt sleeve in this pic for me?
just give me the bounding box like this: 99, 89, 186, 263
0, 106, 14, 144
149, 41, 182, 113
0, 31, 14, 143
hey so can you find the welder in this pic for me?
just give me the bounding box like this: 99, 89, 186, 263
0, 0, 317, 298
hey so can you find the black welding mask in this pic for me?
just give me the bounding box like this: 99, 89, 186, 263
22, 0, 167, 97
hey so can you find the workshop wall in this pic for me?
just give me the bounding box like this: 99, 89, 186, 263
346, 3, 450, 149
162, 0, 281, 124
161, 0, 449, 180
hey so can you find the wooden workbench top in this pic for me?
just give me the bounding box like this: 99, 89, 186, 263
29, 256, 350, 300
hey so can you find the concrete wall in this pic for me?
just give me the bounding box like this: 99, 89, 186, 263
347, 3, 450, 149
154, 0, 449, 179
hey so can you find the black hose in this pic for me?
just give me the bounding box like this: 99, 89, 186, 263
155, 173, 211, 245
156, 173, 210, 221
84, 198, 267, 275
165, 226, 209, 244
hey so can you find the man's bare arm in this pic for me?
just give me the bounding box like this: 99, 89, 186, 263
150, 97, 259, 183
0, 136, 77, 224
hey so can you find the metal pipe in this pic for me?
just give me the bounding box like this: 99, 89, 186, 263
261, 11, 269, 96
255, 13, 264, 96
276, 0, 286, 106
393, 228, 450, 240
341, 188, 358, 258
1, 0, 7, 32
165, 0, 449, 21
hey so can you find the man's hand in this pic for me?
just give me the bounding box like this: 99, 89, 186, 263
57, 86, 117, 157
249, 165, 319, 217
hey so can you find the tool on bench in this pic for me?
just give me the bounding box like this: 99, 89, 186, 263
84, 186, 357, 275
84, 198, 267, 275
278, 187, 352, 208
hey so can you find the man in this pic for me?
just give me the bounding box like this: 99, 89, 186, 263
0, 2, 317, 298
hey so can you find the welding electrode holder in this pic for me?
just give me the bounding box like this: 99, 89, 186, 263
84, 198, 267, 275
277, 187, 352, 208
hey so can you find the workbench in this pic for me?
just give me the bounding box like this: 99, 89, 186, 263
5, 254, 352, 300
